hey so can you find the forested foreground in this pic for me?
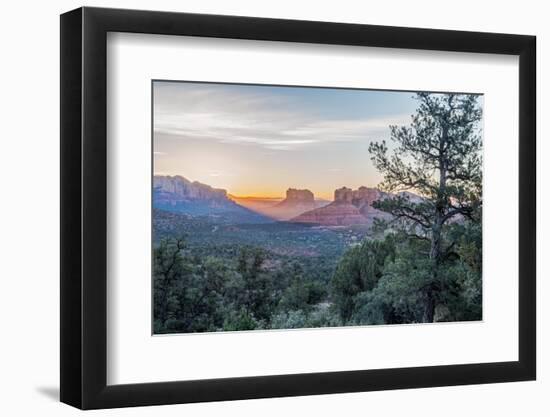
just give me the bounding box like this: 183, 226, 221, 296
153, 220, 481, 334
153, 92, 483, 334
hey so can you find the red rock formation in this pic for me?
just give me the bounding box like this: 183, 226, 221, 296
352, 187, 392, 220
262, 188, 327, 220
334, 187, 354, 204
285, 188, 314, 203
290, 186, 395, 226
154, 175, 228, 202
291, 200, 368, 225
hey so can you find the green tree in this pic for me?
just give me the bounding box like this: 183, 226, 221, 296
368, 93, 482, 322
233, 246, 275, 323
223, 308, 262, 331
154, 237, 235, 333
331, 236, 396, 323
153, 237, 191, 331
278, 262, 325, 313
351, 238, 433, 325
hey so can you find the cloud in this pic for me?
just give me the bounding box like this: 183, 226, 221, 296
153, 83, 411, 151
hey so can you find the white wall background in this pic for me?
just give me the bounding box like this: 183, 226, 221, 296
0, 0, 545, 415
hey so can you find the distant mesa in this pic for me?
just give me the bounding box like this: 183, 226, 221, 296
153, 175, 272, 223
154, 175, 228, 204
284, 188, 314, 203
353, 186, 396, 219
232, 188, 328, 221
267, 188, 328, 221
333, 187, 354, 204
291, 186, 394, 226
153, 175, 419, 226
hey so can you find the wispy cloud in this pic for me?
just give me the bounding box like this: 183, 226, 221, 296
154, 83, 411, 151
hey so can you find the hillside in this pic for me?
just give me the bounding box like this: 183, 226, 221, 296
153, 175, 272, 223
292, 186, 395, 226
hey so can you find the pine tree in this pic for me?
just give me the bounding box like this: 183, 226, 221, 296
368, 93, 482, 322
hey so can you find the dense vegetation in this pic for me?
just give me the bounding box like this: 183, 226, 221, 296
153, 93, 483, 334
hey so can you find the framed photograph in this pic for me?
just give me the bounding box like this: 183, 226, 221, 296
60, 7, 536, 409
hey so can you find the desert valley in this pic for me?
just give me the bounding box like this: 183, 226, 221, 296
152, 90, 483, 334
153, 174, 406, 227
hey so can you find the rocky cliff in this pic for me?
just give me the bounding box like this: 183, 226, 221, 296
263, 188, 327, 221
285, 188, 314, 203
153, 175, 228, 204
351, 186, 393, 219
153, 175, 271, 223
291, 186, 394, 226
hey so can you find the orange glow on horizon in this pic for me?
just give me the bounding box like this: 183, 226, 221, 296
229, 190, 335, 201
153, 170, 384, 201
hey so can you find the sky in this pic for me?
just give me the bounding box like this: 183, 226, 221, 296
153, 81, 420, 200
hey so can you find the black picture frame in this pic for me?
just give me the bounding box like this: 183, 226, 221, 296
60, 6, 536, 410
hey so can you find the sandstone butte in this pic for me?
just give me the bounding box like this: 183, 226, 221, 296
291, 186, 392, 226
265, 188, 327, 221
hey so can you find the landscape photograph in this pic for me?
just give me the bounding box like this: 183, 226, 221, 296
152, 81, 483, 334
